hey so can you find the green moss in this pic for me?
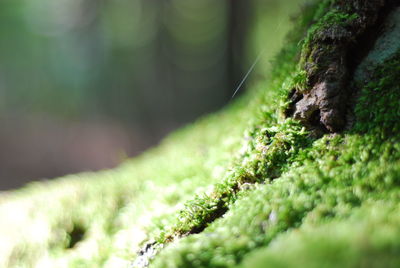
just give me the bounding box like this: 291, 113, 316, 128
301, 0, 360, 47
153, 120, 310, 243
296, 0, 361, 93
240, 202, 400, 268
306, 9, 359, 41
1, 0, 399, 267
0, 92, 256, 267
148, 3, 400, 268
145, 2, 318, 247
150, 54, 400, 267
353, 53, 400, 136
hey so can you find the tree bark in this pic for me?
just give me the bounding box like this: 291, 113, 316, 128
286, 0, 399, 133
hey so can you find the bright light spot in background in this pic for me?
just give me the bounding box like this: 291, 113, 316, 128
25, 0, 98, 36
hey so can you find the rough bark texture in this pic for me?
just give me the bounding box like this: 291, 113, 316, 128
286, 0, 398, 133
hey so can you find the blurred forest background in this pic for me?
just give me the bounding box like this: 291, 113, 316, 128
0, 0, 305, 190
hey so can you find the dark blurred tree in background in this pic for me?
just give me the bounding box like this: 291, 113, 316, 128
0, 0, 305, 189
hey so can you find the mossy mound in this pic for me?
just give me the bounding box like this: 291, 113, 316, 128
0, 0, 399, 267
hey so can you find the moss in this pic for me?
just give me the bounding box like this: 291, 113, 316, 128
304, 10, 359, 44
144, 2, 318, 248
0, 93, 255, 267
0, 0, 399, 267
298, 0, 359, 73
154, 120, 311, 242
240, 202, 400, 268
288, 0, 391, 132
353, 53, 400, 136
150, 53, 400, 267
148, 2, 400, 267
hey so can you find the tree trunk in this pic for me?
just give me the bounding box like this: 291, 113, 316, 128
286, 0, 399, 133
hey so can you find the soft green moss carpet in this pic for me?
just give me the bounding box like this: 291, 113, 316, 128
0, 1, 399, 267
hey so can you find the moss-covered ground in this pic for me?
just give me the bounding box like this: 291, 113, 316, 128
0, 0, 399, 267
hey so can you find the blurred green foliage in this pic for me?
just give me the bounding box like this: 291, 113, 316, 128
0, 0, 307, 188
0, 0, 305, 126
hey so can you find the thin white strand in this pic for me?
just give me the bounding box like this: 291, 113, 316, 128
231, 50, 264, 99
231, 16, 286, 99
